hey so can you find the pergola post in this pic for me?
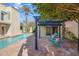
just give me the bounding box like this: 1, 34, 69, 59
59, 26, 61, 38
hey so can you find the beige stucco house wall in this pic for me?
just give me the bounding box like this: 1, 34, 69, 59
65, 20, 78, 38
40, 26, 63, 37
40, 26, 46, 37
0, 4, 21, 38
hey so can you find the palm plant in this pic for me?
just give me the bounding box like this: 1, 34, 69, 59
21, 6, 30, 33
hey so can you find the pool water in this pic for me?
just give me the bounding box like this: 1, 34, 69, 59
0, 34, 31, 49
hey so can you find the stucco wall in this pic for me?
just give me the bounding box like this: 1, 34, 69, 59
65, 20, 78, 38
0, 4, 6, 10
6, 7, 21, 36
40, 26, 63, 37
40, 26, 46, 37
0, 4, 21, 37
12, 7, 21, 35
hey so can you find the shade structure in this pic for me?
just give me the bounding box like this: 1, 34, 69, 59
38, 20, 64, 26
35, 20, 65, 50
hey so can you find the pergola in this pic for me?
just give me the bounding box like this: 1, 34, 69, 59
34, 16, 79, 52
35, 20, 65, 50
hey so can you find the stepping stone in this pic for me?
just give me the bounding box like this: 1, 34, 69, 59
63, 49, 71, 56
54, 49, 65, 56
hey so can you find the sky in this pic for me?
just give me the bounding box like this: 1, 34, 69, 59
4, 3, 38, 23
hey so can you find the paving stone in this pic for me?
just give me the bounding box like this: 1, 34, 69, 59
22, 49, 28, 56
17, 37, 79, 56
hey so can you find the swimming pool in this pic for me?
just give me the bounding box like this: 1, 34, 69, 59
0, 34, 31, 49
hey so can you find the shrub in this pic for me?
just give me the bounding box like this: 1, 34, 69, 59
64, 28, 78, 42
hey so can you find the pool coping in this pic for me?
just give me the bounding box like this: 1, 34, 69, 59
0, 33, 33, 40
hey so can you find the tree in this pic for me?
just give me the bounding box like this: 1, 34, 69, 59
34, 3, 79, 51
21, 5, 39, 50
34, 4, 79, 21
21, 6, 30, 33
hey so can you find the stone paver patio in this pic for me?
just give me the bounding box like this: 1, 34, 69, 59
23, 35, 79, 56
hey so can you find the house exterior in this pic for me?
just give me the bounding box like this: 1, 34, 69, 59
0, 4, 21, 38
38, 20, 63, 37
40, 26, 62, 37
39, 20, 78, 39
20, 22, 26, 33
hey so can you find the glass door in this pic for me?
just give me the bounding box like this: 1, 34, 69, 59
46, 26, 58, 36
46, 27, 52, 35
52, 27, 58, 34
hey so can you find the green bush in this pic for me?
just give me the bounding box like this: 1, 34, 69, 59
71, 33, 78, 42
64, 28, 78, 42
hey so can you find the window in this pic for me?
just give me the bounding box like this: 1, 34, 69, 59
8, 13, 10, 20
1, 11, 9, 21
46, 27, 52, 35
52, 27, 58, 34
46, 27, 58, 35
1, 12, 4, 21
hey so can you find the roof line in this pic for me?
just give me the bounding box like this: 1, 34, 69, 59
0, 3, 19, 12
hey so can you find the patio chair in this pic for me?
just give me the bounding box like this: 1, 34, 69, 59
48, 32, 58, 41
51, 35, 63, 48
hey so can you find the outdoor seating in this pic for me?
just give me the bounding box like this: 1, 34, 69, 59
48, 32, 58, 41
48, 32, 63, 48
